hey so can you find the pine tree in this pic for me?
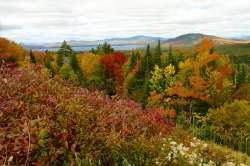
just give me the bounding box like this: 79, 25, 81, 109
166, 45, 174, 65
154, 40, 162, 66
237, 64, 248, 86
95, 42, 114, 55
29, 49, 36, 64
127, 50, 140, 71
56, 53, 64, 68
70, 52, 79, 72
70, 52, 84, 83
145, 44, 153, 72
56, 41, 73, 68
103, 42, 114, 54
44, 50, 54, 77
130, 45, 153, 105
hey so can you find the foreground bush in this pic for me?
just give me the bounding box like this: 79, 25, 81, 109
207, 100, 250, 155
0, 65, 172, 165
156, 133, 250, 166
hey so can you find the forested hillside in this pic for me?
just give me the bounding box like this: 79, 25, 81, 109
1, 37, 250, 165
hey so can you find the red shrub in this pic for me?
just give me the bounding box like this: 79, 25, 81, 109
0, 65, 173, 165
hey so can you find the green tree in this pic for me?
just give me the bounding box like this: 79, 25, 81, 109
236, 64, 248, 86
44, 54, 54, 77
128, 50, 139, 70
56, 41, 73, 68
166, 45, 174, 66
128, 45, 153, 105
29, 49, 36, 64
70, 52, 84, 83
95, 42, 114, 55
145, 44, 154, 73
59, 63, 78, 82
154, 40, 162, 66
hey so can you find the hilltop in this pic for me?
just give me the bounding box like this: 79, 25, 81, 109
162, 33, 250, 47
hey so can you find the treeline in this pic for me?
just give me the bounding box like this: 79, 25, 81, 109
1, 37, 250, 154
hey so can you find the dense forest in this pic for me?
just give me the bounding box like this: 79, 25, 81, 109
1, 37, 250, 165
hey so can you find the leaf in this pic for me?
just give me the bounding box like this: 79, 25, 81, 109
38, 129, 49, 139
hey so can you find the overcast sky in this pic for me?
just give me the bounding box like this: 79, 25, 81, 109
0, 0, 250, 43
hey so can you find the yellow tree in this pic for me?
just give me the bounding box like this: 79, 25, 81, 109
77, 52, 104, 88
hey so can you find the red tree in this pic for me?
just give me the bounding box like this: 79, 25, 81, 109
101, 52, 128, 95
101, 52, 127, 83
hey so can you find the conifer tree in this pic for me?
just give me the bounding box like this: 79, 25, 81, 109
154, 40, 162, 66
166, 45, 174, 65
128, 51, 138, 70
44, 50, 54, 77
29, 49, 36, 64
56, 41, 73, 68
95, 42, 114, 55
145, 44, 153, 72
237, 63, 248, 86
70, 51, 84, 83
70, 52, 80, 72
130, 44, 153, 105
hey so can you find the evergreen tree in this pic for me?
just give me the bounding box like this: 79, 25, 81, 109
237, 64, 248, 86
129, 45, 153, 105
103, 42, 114, 54
90, 48, 96, 54
154, 40, 162, 66
56, 53, 64, 68
95, 42, 114, 55
166, 45, 174, 66
56, 41, 73, 68
58, 40, 73, 57
44, 50, 54, 77
137, 44, 153, 77
70, 52, 80, 72
70, 52, 84, 83
128, 50, 138, 70
145, 44, 153, 73
29, 49, 36, 64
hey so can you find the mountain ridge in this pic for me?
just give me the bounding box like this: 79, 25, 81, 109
162, 33, 250, 47
22, 33, 250, 50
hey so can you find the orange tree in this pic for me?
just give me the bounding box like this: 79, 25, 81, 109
166, 38, 235, 122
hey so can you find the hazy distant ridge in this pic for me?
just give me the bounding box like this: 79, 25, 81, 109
22, 33, 250, 50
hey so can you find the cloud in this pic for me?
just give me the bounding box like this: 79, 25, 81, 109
0, 24, 22, 31
0, 0, 250, 43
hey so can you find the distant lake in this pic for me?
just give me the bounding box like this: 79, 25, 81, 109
37, 44, 146, 51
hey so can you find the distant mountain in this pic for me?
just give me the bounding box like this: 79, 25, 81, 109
163, 33, 250, 47
231, 36, 250, 40
22, 35, 168, 50
22, 34, 250, 51
105, 35, 167, 44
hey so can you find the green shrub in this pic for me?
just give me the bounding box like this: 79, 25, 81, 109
59, 63, 78, 82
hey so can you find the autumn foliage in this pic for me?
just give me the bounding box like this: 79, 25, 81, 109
101, 51, 128, 94
1, 37, 250, 163
0, 37, 27, 62
0, 65, 173, 165
101, 52, 127, 82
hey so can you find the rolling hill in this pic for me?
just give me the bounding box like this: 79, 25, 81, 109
22, 33, 250, 51
162, 33, 250, 47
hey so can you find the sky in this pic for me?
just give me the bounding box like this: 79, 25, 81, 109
0, 0, 250, 43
